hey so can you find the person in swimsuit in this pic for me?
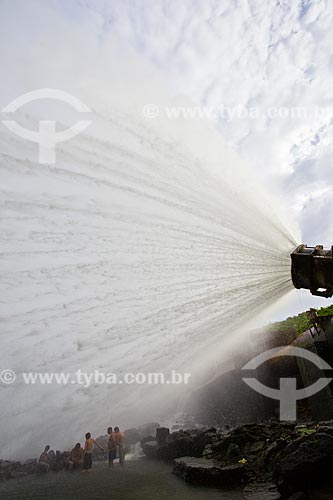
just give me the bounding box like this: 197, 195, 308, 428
107, 426, 116, 467
69, 442, 84, 470
82, 432, 105, 471
111, 427, 125, 466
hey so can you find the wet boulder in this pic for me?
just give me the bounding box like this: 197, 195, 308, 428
141, 440, 159, 459
0, 461, 20, 480
35, 461, 50, 473
9, 470, 28, 479
274, 431, 333, 496
242, 482, 282, 499
173, 456, 244, 486
156, 427, 170, 445
22, 458, 37, 474
286, 493, 308, 500
142, 427, 217, 461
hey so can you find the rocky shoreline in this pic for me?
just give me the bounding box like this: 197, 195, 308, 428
141, 421, 333, 499
2, 420, 333, 499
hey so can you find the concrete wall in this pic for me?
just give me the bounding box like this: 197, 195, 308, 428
188, 316, 333, 425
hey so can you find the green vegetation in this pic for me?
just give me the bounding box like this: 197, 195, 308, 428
317, 304, 333, 317
267, 303, 333, 339
296, 426, 317, 437
268, 312, 311, 338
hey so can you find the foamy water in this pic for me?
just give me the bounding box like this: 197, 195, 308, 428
0, 2, 301, 458
0, 100, 297, 458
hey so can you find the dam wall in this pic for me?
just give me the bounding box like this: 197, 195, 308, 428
188, 315, 333, 426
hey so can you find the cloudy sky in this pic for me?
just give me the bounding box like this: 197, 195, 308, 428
3, 0, 333, 249
47, 0, 333, 246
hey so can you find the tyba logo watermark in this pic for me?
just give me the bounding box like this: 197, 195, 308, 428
242, 346, 332, 421
1, 89, 91, 164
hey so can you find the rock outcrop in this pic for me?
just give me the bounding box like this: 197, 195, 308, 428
242, 482, 282, 500
273, 427, 333, 496
142, 421, 333, 497
173, 456, 244, 486
141, 427, 216, 461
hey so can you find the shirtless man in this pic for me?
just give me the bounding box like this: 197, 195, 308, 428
82, 432, 105, 471
69, 443, 84, 470
107, 426, 116, 467
111, 427, 125, 466
38, 445, 50, 463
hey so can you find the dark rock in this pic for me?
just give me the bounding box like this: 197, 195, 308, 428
0, 461, 19, 480
140, 435, 155, 446
242, 482, 282, 499
251, 437, 290, 479
317, 424, 333, 436
0, 461, 13, 470
211, 423, 295, 459
35, 462, 50, 473
142, 427, 217, 461
9, 471, 28, 479
245, 440, 266, 454
202, 444, 213, 457
141, 440, 158, 457
22, 458, 37, 474
163, 432, 197, 460
173, 456, 244, 486
286, 493, 308, 500
274, 432, 333, 495
225, 442, 241, 460
24, 458, 37, 465
141, 420, 333, 494
47, 450, 56, 465
49, 450, 67, 471
156, 427, 170, 445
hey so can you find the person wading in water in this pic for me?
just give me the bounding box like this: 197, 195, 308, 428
111, 427, 125, 466
82, 432, 105, 472
107, 426, 116, 467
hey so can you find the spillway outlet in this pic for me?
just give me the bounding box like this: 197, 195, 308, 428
291, 244, 333, 298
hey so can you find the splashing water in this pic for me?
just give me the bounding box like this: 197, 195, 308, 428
0, 99, 298, 458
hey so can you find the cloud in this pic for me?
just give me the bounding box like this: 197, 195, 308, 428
57, 0, 333, 245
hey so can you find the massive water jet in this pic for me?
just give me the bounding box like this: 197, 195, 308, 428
0, 6, 299, 458
0, 102, 298, 458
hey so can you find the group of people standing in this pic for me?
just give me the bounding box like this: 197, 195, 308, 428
70, 426, 126, 471
105, 426, 125, 467
39, 426, 125, 473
